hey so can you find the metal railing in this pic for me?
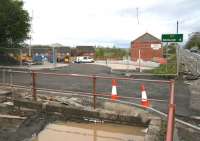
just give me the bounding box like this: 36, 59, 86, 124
0, 68, 176, 141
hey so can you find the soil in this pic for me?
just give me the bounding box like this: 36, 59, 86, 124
0, 113, 58, 141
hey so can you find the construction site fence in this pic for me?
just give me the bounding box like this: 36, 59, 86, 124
95, 58, 177, 76
0, 47, 179, 76
0, 68, 176, 141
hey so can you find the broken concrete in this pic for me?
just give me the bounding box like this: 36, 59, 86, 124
0, 89, 164, 141
14, 98, 150, 126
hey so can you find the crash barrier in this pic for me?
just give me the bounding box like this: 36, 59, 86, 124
0, 69, 175, 141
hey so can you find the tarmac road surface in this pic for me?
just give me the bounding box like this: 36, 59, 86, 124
0, 64, 196, 117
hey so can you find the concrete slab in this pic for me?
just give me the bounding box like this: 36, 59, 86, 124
0, 90, 11, 96
0, 63, 69, 71
0, 114, 26, 120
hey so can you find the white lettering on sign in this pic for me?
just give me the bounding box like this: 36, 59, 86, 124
151, 44, 161, 50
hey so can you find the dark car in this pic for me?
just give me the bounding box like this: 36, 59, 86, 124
190, 47, 199, 53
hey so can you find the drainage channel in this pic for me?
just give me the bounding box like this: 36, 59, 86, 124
31, 121, 145, 141
0, 88, 163, 141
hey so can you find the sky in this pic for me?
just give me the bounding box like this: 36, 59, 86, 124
23, 0, 200, 48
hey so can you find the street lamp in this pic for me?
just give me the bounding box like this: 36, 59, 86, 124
50, 43, 62, 68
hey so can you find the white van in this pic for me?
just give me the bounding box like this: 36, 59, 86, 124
75, 56, 94, 63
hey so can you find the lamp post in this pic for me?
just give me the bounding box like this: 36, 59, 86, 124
50, 43, 62, 68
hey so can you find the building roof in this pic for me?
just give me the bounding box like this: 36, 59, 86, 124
132, 33, 161, 43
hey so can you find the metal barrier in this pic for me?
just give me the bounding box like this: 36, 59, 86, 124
0, 69, 176, 141
95, 59, 177, 76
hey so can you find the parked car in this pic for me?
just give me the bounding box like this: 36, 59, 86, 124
75, 56, 94, 63
190, 47, 199, 53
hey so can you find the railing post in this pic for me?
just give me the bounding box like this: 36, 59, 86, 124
196, 58, 198, 74
32, 71, 37, 101
166, 80, 175, 141
9, 69, 14, 99
2, 69, 5, 84
93, 75, 96, 109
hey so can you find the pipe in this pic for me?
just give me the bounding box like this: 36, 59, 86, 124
165, 80, 175, 141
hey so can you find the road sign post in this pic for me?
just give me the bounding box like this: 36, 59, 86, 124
162, 34, 183, 76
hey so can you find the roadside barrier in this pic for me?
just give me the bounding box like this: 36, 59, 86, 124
0, 69, 176, 141
140, 84, 150, 108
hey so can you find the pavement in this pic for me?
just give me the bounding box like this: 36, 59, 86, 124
0, 63, 197, 118
95, 60, 159, 71
27, 62, 69, 70
0, 62, 69, 71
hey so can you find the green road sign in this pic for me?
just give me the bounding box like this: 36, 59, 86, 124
162, 34, 183, 42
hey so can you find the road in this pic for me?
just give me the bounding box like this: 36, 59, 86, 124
0, 64, 195, 117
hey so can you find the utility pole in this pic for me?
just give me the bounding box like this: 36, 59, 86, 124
136, 7, 139, 24
29, 10, 33, 57
176, 20, 180, 76
177, 21, 179, 34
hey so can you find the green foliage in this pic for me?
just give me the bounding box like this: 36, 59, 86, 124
150, 44, 177, 75
167, 44, 176, 54
151, 63, 177, 74
185, 34, 200, 49
0, 0, 30, 48
95, 47, 129, 59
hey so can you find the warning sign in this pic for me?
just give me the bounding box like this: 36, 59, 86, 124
151, 44, 161, 50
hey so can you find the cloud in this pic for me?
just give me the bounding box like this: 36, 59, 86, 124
23, 0, 200, 47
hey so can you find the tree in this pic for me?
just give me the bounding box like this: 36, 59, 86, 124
0, 0, 30, 48
185, 34, 200, 49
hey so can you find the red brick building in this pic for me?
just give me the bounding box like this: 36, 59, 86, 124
75, 46, 95, 57
131, 33, 163, 61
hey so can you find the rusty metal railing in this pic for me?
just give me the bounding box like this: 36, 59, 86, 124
0, 69, 176, 141
166, 80, 175, 141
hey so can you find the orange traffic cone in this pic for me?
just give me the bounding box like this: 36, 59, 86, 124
111, 79, 119, 100
140, 84, 150, 108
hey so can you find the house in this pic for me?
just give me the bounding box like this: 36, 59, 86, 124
131, 33, 163, 61
57, 47, 71, 57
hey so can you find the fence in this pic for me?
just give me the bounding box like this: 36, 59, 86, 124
0, 68, 176, 141
0, 46, 179, 76
0, 47, 71, 66
95, 47, 178, 76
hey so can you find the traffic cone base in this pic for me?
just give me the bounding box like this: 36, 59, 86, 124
141, 100, 149, 107
111, 95, 119, 101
